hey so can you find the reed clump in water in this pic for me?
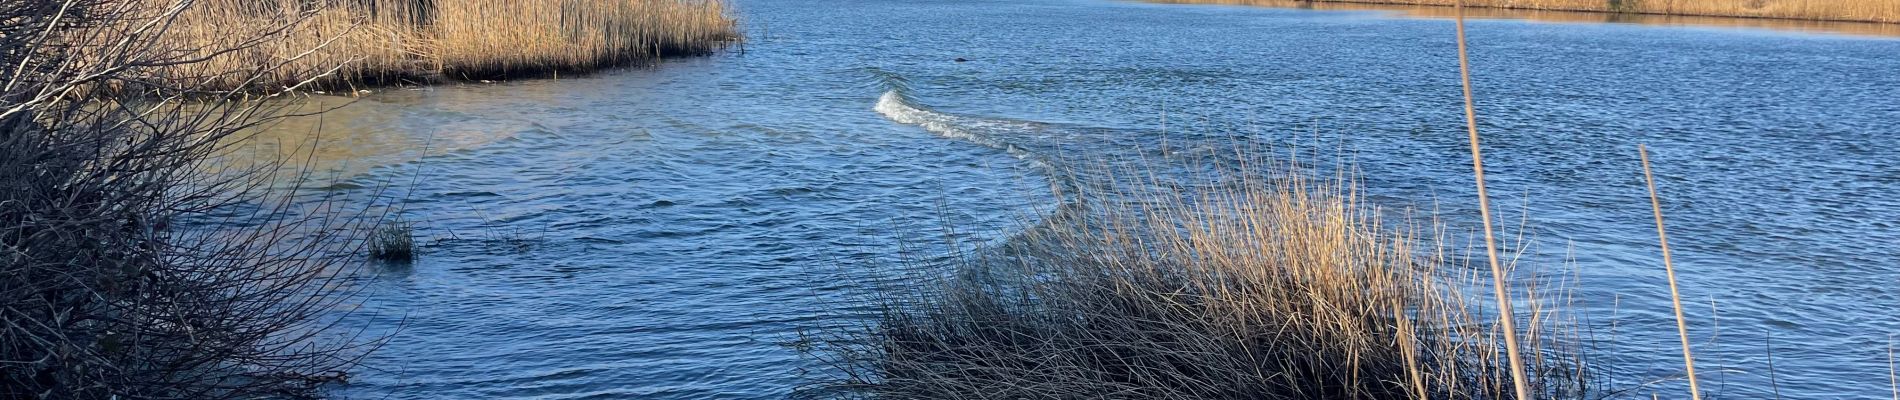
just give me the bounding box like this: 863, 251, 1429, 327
152, 0, 738, 90
369, 218, 417, 262
1150, 0, 1900, 24
795, 158, 1588, 399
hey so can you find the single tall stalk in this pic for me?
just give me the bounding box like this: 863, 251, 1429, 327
1888, 335, 1897, 400
1453, 2, 1532, 398
1638, 144, 1702, 399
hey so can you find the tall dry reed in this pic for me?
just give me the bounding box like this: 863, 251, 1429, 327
794, 155, 1589, 399
429, 0, 736, 78
1638, 144, 1703, 399
1453, 0, 1534, 397
149, 0, 738, 90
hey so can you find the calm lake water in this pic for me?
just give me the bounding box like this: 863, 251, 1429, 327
291, 0, 1900, 398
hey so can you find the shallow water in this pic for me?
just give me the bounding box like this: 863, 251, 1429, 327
288, 0, 1900, 398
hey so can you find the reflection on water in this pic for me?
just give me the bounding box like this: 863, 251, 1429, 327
1151, 0, 1900, 37
266, 0, 1900, 398
231, 91, 544, 184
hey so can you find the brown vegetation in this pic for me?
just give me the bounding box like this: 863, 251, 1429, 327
155, 0, 739, 90
3, 1, 386, 398
793, 157, 1588, 399
1152, 0, 1900, 24
4, 0, 735, 396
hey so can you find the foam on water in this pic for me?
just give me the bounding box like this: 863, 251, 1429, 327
310, 0, 1900, 396
873, 90, 1054, 173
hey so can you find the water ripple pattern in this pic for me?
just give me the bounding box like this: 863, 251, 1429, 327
279, 0, 1900, 398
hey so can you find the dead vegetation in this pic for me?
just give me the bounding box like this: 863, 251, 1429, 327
794, 156, 1589, 399
150, 0, 739, 90
2, 1, 387, 398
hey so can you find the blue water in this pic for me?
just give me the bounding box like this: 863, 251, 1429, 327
293, 0, 1900, 398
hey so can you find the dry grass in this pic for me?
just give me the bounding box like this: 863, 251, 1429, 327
428, 0, 736, 78
148, 0, 738, 90
794, 156, 1589, 399
1150, 0, 1900, 23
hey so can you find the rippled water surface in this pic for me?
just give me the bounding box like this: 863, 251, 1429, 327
288, 0, 1900, 398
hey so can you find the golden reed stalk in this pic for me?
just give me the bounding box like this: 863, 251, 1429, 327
1638, 144, 1702, 399
1888, 335, 1897, 400
1453, 1, 1533, 398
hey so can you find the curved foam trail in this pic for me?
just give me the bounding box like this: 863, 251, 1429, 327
873, 90, 1055, 173
872, 89, 1093, 258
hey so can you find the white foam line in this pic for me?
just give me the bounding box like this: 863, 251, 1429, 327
873, 90, 1054, 172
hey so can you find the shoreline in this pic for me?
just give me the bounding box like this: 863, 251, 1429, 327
1152, 0, 1900, 24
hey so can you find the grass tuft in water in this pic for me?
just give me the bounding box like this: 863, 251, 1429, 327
369, 219, 418, 262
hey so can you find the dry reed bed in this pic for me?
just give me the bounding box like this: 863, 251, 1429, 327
796, 159, 1588, 399
150, 0, 738, 90
1152, 0, 1900, 24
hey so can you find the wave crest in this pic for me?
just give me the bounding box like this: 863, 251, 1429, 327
873, 90, 1051, 172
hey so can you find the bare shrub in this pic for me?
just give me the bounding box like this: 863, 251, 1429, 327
1, 1, 382, 398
